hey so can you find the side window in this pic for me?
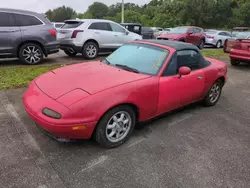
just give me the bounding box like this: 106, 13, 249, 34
177, 50, 200, 70
88, 22, 111, 31
163, 53, 178, 76
188, 28, 195, 33
194, 28, 201, 33
109, 23, 126, 33
0, 12, 16, 27
218, 32, 225, 36
15, 14, 43, 26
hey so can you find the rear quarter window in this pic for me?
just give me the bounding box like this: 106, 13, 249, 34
14, 14, 43, 26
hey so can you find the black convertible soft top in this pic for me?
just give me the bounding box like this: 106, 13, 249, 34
139, 40, 200, 51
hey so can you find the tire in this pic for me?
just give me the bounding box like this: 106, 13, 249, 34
82, 42, 99, 59
64, 50, 77, 57
95, 105, 136, 148
215, 40, 222, 48
19, 43, 44, 65
203, 79, 223, 107
230, 58, 240, 66
198, 39, 205, 49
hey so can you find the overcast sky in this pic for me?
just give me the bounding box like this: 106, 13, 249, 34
1, 0, 150, 13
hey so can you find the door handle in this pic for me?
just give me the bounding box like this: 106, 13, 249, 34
114, 35, 118, 37
197, 76, 203, 80
94, 32, 100, 34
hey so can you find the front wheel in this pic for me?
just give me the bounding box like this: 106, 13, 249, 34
95, 105, 136, 148
19, 43, 44, 65
203, 80, 223, 107
230, 58, 240, 66
198, 39, 205, 49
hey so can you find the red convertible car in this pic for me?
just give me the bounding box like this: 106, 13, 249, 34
23, 40, 227, 148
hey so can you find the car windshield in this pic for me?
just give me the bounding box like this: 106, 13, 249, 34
168, 27, 188, 34
104, 43, 169, 75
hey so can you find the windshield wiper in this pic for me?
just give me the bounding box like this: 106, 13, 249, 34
115, 64, 140, 73
102, 59, 111, 65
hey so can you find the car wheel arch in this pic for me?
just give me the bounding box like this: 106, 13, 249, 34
217, 76, 225, 86
83, 39, 99, 49
91, 103, 140, 137
17, 40, 46, 57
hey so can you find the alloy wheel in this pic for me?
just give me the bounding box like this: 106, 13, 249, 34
209, 83, 221, 103
105, 111, 132, 143
86, 44, 97, 58
22, 46, 42, 64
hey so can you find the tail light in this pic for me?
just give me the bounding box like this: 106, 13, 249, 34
48, 29, 56, 37
71, 30, 84, 38
207, 35, 214, 39
232, 40, 241, 49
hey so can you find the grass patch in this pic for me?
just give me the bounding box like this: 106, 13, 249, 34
0, 64, 61, 89
201, 48, 226, 58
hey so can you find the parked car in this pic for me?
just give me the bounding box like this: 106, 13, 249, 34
57, 19, 142, 59
224, 31, 250, 53
232, 27, 249, 35
229, 37, 250, 66
52, 22, 64, 29
157, 26, 206, 49
120, 23, 142, 36
23, 40, 227, 148
205, 30, 232, 48
0, 8, 59, 64
141, 27, 154, 39
151, 27, 164, 38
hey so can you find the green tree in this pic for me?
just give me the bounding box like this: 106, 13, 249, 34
87, 2, 109, 19
45, 6, 76, 22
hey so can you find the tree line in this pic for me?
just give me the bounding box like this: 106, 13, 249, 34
45, 0, 250, 29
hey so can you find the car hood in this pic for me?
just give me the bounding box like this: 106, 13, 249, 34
158, 33, 185, 39
35, 61, 151, 100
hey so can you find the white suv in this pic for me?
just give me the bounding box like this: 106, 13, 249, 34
57, 19, 142, 59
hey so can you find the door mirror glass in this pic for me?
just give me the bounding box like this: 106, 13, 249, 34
125, 30, 129, 35
179, 66, 191, 77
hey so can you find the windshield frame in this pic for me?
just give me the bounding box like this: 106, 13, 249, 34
103, 43, 170, 76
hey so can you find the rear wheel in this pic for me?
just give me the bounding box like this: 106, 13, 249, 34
64, 50, 77, 57
230, 58, 240, 66
95, 105, 136, 148
82, 42, 99, 59
203, 79, 223, 107
215, 40, 222, 48
19, 43, 44, 65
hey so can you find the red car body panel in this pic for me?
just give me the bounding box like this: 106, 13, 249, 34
229, 39, 250, 61
23, 41, 227, 140
157, 26, 205, 45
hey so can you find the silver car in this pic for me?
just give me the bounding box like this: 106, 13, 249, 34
57, 19, 142, 59
205, 30, 232, 48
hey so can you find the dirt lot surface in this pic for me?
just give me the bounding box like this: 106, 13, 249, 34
0, 56, 250, 188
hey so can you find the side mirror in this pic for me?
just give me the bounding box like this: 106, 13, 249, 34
125, 31, 129, 35
188, 32, 193, 35
178, 66, 191, 77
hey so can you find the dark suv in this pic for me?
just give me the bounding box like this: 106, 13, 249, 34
0, 8, 59, 64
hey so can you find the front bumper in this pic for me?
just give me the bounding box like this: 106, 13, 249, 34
23, 81, 97, 140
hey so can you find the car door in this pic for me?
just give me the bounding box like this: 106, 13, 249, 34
186, 28, 196, 44
109, 22, 130, 47
158, 50, 205, 114
88, 22, 116, 49
193, 28, 203, 45
0, 12, 21, 57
